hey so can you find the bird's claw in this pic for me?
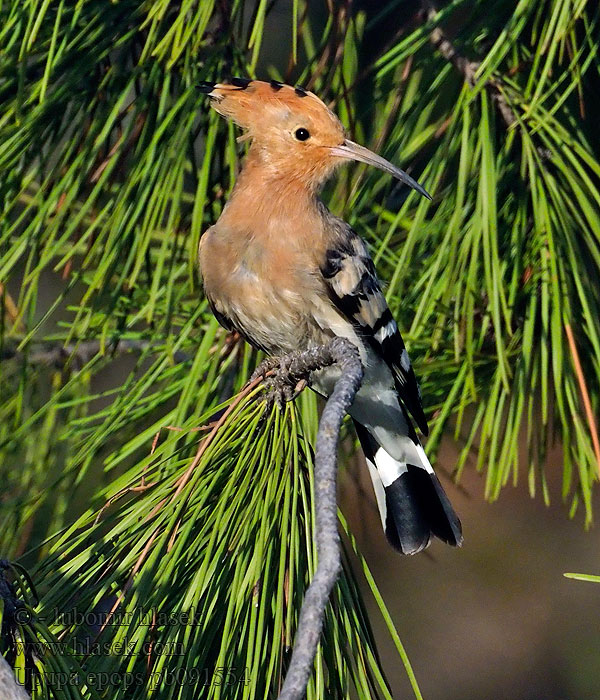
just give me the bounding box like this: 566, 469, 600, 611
250, 356, 282, 384
251, 355, 309, 411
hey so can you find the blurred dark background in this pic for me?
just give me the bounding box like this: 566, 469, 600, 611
342, 442, 600, 700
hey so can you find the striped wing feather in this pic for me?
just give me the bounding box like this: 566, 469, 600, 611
320, 229, 429, 435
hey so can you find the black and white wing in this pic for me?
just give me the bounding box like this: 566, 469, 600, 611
320, 229, 429, 435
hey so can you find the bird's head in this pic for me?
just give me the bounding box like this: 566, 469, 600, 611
198, 78, 430, 198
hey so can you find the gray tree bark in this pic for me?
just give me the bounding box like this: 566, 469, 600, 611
272, 338, 364, 700
0, 656, 29, 700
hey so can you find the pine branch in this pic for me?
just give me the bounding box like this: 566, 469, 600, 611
423, 0, 516, 127
271, 338, 364, 700
1, 339, 191, 368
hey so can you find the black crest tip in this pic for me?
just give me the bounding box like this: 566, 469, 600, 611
294, 85, 308, 97
231, 77, 251, 88
197, 81, 215, 94
270, 79, 284, 91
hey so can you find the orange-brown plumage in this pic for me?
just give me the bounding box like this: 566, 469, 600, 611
206, 80, 346, 190
198, 78, 462, 555
199, 80, 352, 353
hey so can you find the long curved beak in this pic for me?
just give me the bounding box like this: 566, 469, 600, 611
329, 140, 431, 200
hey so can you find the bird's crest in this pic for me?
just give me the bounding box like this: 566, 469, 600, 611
197, 78, 340, 135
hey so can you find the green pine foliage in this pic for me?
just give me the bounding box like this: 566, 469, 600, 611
1, 0, 599, 698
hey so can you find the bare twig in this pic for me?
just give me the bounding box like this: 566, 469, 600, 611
423, 0, 516, 128
1, 339, 191, 368
276, 337, 364, 700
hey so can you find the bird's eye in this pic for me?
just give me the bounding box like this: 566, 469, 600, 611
295, 128, 310, 141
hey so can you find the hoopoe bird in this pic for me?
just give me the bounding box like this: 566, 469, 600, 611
197, 78, 462, 554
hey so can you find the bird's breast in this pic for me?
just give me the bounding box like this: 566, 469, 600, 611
199, 224, 326, 354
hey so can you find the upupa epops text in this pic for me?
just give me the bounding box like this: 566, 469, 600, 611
197, 78, 463, 554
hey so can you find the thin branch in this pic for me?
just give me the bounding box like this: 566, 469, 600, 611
427, 8, 477, 83
0, 339, 190, 368
423, 0, 516, 127
276, 337, 364, 700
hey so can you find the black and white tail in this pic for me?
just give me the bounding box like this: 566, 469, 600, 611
354, 422, 463, 555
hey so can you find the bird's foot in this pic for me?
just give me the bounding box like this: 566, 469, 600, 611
251, 354, 310, 410
250, 356, 283, 384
